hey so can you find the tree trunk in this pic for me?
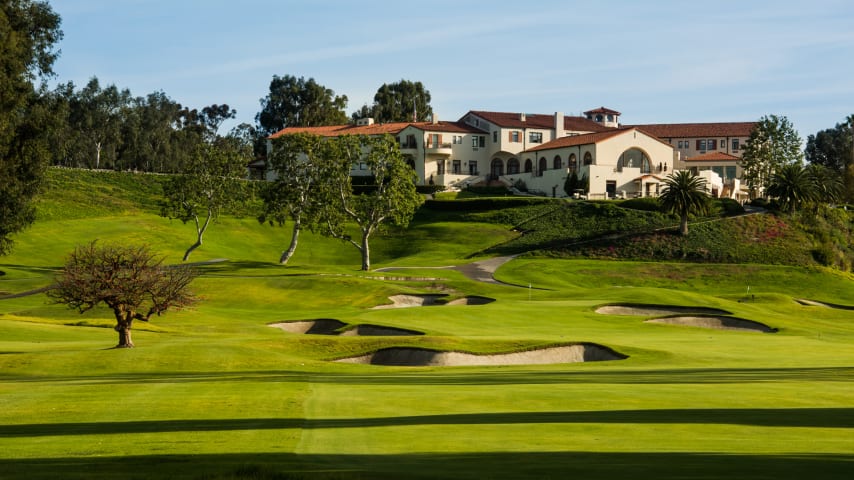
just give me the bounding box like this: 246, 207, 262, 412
183, 210, 212, 262
115, 320, 134, 348
280, 218, 301, 265
183, 239, 201, 262
680, 214, 689, 236
360, 230, 371, 271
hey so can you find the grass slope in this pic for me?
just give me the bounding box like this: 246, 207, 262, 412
1, 169, 853, 479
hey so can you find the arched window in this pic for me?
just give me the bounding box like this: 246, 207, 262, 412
508, 158, 520, 174
595, 114, 603, 122
524, 159, 533, 173
568, 154, 577, 172
583, 152, 593, 165
553, 155, 562, 170
538, 157, 547, 177
618, 148, 651, 173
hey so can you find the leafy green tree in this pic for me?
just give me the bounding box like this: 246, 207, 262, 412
255, 75, 348, 136
259, 133, 332, 264
0, 0, 62, 256
805, 115, 853, 202
160, 140, 250, 261
740, 115, 803, 197
324, 134, 423, 270
659, 170, 709, 235
358, 80, 433, 123
67, 77, 132, 169
49, 242, 197, 348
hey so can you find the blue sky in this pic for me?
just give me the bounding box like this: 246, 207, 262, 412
50, 0, 854, 138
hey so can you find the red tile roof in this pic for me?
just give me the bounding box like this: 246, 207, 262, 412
269, 121, 412, 139
524, 127, 673, 153
684, 151, 741, 162
584, 106, 621, 115
628, 122, 755, 138
465, 110, 612, 132
409, 121, 483, 134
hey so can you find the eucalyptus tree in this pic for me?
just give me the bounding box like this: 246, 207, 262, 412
258, 133, 331, 264
740, 115, 803, 197
659, 170, 710, 236
0, 0, 62, 255
256, 74, 348, 136
322, 134, 423, 271
358, 80, 433, 123
160, 139, 250, 261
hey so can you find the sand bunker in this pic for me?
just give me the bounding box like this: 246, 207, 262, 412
338, 324, 424, 336
446, 295, 496, 306
795, 299, 854, 310
336, 344, 626, 366
645, 316, 776, 333
373, 294, 496, 309
596, 303, 731, 316
269, 320, 422, 336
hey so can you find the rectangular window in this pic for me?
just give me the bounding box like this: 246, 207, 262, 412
479, 136, 486, 148
732, 138, 739, 151
708, 139, 717, 149
725, 166, 737, 179
493, 131, 498, 143
511, 131, 521, 143
698, 139, 707, 151
472, 136, 479, 150
437, 159, 445, 175
469, 161, 478, 175
529, 132, 543, 143
452, 160, 461, 174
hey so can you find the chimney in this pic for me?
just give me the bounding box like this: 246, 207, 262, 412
432, 114, 438, 125
554, 111, 565, 138
520, 113, 526, 122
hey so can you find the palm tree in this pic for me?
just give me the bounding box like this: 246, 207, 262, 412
659, 170, 709, 235
767, 163, 816, 212
806, 163, 844, 206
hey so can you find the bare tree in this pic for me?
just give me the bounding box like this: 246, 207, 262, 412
49, 242, 197, 348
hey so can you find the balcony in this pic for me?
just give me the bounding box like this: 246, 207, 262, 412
399, 141, 418, 155
426, 142, 453, 155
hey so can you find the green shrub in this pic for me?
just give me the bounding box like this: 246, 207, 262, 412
619, 197, 662, 212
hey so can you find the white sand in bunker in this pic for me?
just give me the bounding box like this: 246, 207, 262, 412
336, 344, 626, 366
645, 316, 777, 333
268, 320, 422, 336
372, 294, 495, 309
595, 304, 731, 316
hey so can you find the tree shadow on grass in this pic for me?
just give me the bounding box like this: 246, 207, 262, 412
1, 451, 853, 480
7, 366, 854, 387
2, 408, 853, 438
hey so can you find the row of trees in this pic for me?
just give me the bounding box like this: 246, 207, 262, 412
260, 133, 423, 271
741, 114, 853, 205
43, 77, 255, 173
255, 75, 434, 138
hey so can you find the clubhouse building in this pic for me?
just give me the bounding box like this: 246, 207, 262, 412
267, 107, 755, 200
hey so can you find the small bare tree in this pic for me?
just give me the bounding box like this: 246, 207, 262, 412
49, 241, 197, 348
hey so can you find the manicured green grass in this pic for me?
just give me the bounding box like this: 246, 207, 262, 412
1, 170, 853, 479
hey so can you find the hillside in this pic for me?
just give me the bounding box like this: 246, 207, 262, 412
26, 168, 854, 272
